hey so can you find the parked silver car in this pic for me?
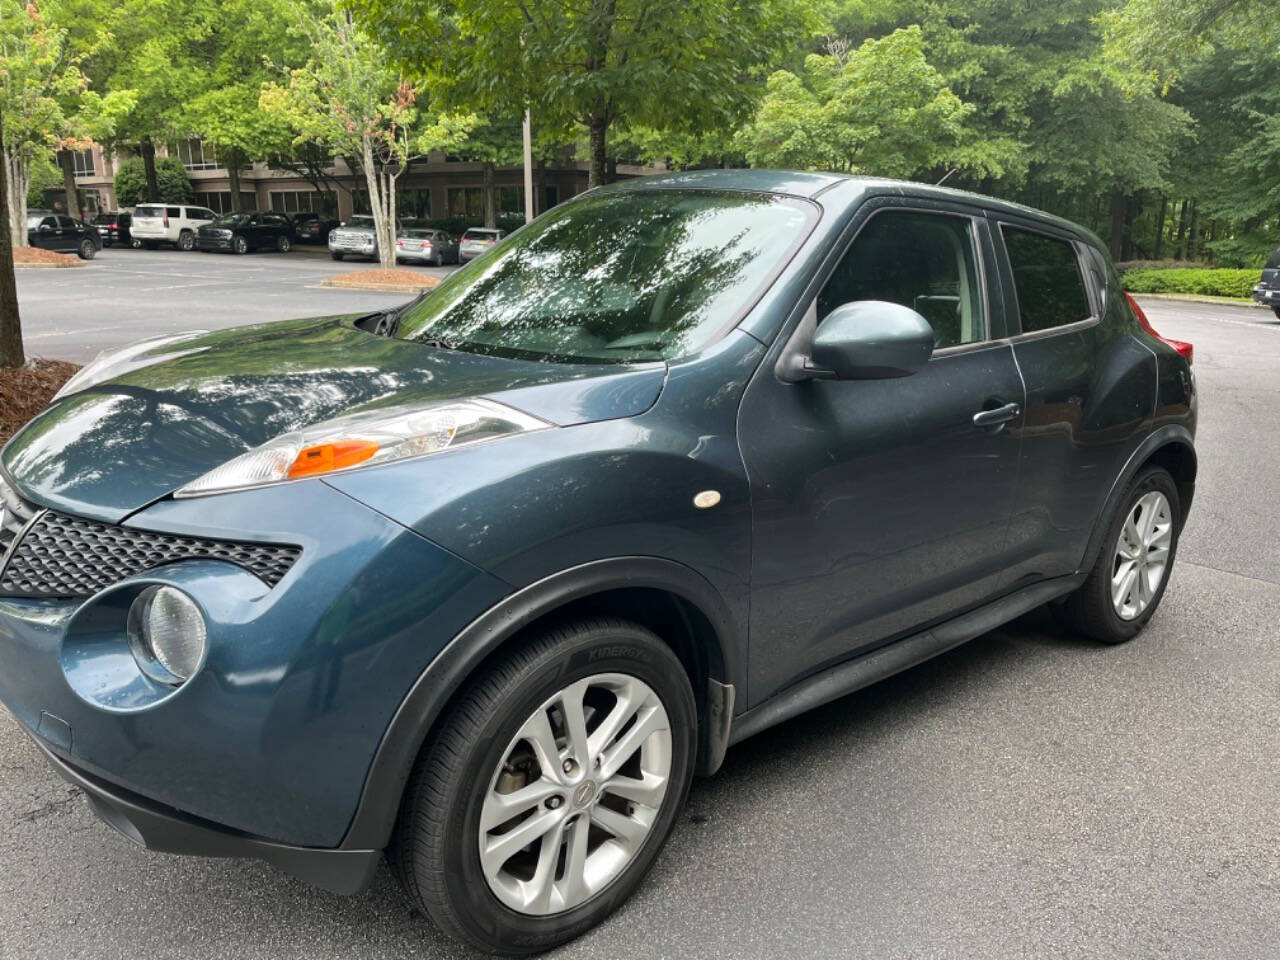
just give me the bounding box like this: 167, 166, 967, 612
458, 227, 507, 263
395, 228, 459, 266
328, 215, 378, 261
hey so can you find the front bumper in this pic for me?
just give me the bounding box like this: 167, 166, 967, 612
0, 481, 510, 850
196, 236, 232, 250
35, 736, 380, 893
329, 237, 375, 256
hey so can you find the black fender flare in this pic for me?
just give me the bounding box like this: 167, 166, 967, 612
340, 556, 740, 850
1077, 423, 1197, 574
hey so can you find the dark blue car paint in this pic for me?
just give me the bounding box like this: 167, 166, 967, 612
0, 171, 1196, 887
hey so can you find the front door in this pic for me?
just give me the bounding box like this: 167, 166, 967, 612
740, 204, 1026, 705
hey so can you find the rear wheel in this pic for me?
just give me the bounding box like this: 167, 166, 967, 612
330, 251, 344, 261
1063, 465, 1181, 643
178, 230, 195, 251
391, 619, 696, 955
276, 235, 292, 253
77, 239, 96, 260
232, 235, 248, 255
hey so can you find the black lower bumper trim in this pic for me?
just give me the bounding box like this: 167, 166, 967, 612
34, 739, 379, 895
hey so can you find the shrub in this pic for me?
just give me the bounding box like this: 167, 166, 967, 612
114, 155, 194, 207
1120, 267, 1259, 299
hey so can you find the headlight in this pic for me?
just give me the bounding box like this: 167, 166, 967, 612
53, 331, 209, 401
175, 398, 550, 498
127, 586, 207, 685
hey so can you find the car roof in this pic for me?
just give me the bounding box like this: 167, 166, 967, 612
606, 169, 1102, 249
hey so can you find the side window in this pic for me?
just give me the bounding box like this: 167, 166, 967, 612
1001, 226, 1092, 333
40, 217, 57, 229
818, 210, 984, 349
56, 215, 78, 228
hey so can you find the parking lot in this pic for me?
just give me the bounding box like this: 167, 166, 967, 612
0, 262, 1277, 959
13, 246, 452, 362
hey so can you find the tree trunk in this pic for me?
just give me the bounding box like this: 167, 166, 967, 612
141, 138, 160, 201
587, 115, 607, 189
56, 149, 80, 219
1153, 194, 1166, 260
0, 109, 25, 368
5, 148, 29, 248
227, 149, 242, 212
361, 137, 397, 270
1108, 189, 1127, 261
1187, 200, 1200, 261
1174, 199, 1188, 259
483, 161, 496, 228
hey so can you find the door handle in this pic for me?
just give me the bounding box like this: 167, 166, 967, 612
972, 401, 1022, 428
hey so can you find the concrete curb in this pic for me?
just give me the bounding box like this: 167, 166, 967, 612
318, 279, 435, 294
1130, 292, 1261, 307
14, 261, 89, 270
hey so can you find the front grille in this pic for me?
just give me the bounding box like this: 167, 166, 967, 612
0, 498, 301, 599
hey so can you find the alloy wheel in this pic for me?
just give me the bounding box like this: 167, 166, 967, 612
479, 673, 672, 916
1111, 490, 1173, 620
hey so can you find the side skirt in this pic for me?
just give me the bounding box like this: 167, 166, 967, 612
724, 574, 1085, 751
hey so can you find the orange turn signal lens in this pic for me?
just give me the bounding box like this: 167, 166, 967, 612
286, 439, 380, 478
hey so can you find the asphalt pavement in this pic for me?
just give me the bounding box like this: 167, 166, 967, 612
0, 269, 1277, 959
13, 245, 451, 363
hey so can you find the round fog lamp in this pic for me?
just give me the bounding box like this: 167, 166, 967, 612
127, 586, 207, 685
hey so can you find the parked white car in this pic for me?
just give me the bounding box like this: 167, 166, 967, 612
130, 204, 218, 251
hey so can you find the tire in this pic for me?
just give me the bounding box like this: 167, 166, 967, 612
178, 230, 195, 251
391, 618, 696, 955
276, 235, 291, 253
1273, 307, 1280, 320
232, 236, 248, 255
77, 239, 96, 260
131, 239, 142, 249
330, 252, 344, 261
1062, 465, 1181, 643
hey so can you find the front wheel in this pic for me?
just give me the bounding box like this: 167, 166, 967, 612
232, 236, 248, 255
391, 619, 696, 955
78, 239, 96, 260
1063, 465, 1181, 643
276, 235, 291, 253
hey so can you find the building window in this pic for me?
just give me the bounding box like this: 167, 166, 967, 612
80, 189, 103, 215
194, 191, 256, 214
543, 185, 559, 213
270, 190, 337, 215
497, 186, 525, 215
447, 187, 484, 217
398, 188, 431, 219
71, 148, 95, 177
173, 138, 220, 171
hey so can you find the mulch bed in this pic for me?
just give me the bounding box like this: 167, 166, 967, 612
0, 359, 80, 447
13, 247, 84, 267
321, 268, 442, 293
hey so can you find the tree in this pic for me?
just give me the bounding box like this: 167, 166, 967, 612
0, 104, 22, 367
1107, 0, 1280, 78
351, 0, 817, 188
262, 0, 474, 268
744, 27, 977, 179
113, 154, 192, 206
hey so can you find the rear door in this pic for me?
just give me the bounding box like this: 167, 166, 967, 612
991, 218, 1155, 580
56, 216, 83, 252
740, 200, 1027, 704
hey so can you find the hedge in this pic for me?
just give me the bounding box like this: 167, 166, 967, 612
1120, 267, 1259, 299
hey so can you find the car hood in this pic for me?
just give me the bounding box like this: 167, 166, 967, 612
1, 315, 667, 522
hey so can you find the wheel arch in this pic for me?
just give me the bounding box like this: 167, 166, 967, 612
340, 556, 741, 851
1078, 425, 1197, 574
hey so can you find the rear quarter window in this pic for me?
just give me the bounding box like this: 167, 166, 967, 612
1002, 226, 1093, 333
166, 206, 181, 218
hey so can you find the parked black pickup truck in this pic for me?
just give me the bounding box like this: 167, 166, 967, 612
1253, 245, 1280, 318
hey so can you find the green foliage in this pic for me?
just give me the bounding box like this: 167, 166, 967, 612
113, 155, 193, 206
25, 153, 61, 207
744, 27, 975, 178
1120, 267, 1260, 299
1106, 0, 1280, 79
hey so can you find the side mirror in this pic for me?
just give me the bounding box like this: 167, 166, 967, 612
807, 300, 935, 380
38, 224, 53, 233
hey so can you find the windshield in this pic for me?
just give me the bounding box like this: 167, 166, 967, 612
214, 213, 249, 226
345, 216, 374, 229
395, 189, 813, 363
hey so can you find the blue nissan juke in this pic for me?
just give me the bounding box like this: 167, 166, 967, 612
0, 171, 1195, 954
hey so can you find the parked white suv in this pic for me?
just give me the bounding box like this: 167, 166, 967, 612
131, 204, 217, 251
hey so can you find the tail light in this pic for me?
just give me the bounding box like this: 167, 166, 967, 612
1125, 293, 1193, 364
420, 242, 430, 250
163, 212, 169, 228
396, 239, 404, 248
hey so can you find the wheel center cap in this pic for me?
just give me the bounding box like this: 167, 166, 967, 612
572, 780, 597, 808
